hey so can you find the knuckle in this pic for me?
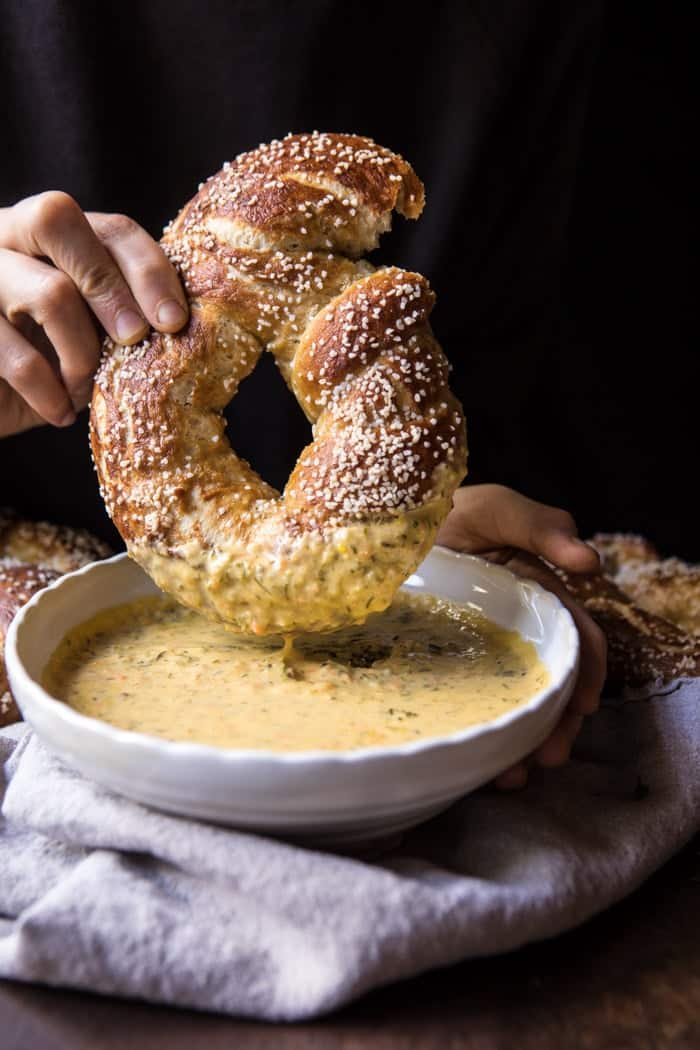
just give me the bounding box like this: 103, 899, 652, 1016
132, 259, 173, 290
481, 483, 510, 506
30, 190, 80, 233
35, 270, 75, 318
96, 212, 139, 243
7, 349, 44, 388
80, 260, 119, 301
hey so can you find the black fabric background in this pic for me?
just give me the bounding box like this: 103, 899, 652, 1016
0, 2, 694, 557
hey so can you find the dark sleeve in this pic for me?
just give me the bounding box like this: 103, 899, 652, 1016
454, 1, 604, 344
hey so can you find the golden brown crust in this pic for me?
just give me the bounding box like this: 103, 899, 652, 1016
615, 559, 700, 636
588, 532, 660, 576
0, 560, 60, 726
171, 132, 425, 259
558, 567, 699, 686
91, 132, 467, 634
588, 532, 700, 637
584, 600, 699, 686
0, 514, 112, 726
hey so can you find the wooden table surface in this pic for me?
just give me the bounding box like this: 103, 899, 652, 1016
2, 835, 699, 1050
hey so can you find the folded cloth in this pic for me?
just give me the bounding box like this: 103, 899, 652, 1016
1, 680, 699, 1021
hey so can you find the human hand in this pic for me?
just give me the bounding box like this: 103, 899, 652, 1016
437, 484, 607, 789
0, 192, 189, 437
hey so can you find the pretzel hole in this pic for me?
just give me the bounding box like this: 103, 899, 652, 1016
223, 351, 312, 492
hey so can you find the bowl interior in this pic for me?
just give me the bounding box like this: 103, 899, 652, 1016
13, 547, 571, 699
15, 554, 162, 684
404, 547, 574, 692
4, 548, 578, 841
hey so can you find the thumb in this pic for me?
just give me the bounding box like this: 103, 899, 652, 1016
436, 484, 601, 574
532, 526, 600, 574
492, 488, 600, 573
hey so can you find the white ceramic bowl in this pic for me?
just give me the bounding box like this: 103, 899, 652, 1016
5, 549, 578, 847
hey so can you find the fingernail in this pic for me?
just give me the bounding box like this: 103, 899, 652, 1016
156, 299, 187, 328
571, 537, 598, 554
116, 308, 146, 343
59, 409, 76, 427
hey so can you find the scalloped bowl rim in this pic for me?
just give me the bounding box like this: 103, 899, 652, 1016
6, 547, 579, 768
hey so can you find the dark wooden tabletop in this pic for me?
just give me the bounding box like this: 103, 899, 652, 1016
2, 834, 699, 1050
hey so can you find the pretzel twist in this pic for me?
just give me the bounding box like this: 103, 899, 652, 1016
91, 133, 467, 634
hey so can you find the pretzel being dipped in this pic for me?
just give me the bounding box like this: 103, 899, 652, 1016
91, 133, 467, 635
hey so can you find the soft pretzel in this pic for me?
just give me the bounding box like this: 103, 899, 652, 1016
557, 566, 700, 687
91, 133, 467, 635
0, 507, 112, 573
613, 558, 700, 637
0, 512, 113, 726
1, 560, 60, 726
588, 532, 700, 637
588, 532, 660, 577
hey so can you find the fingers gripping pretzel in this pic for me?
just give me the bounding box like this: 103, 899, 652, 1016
91, 133, 467, 634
